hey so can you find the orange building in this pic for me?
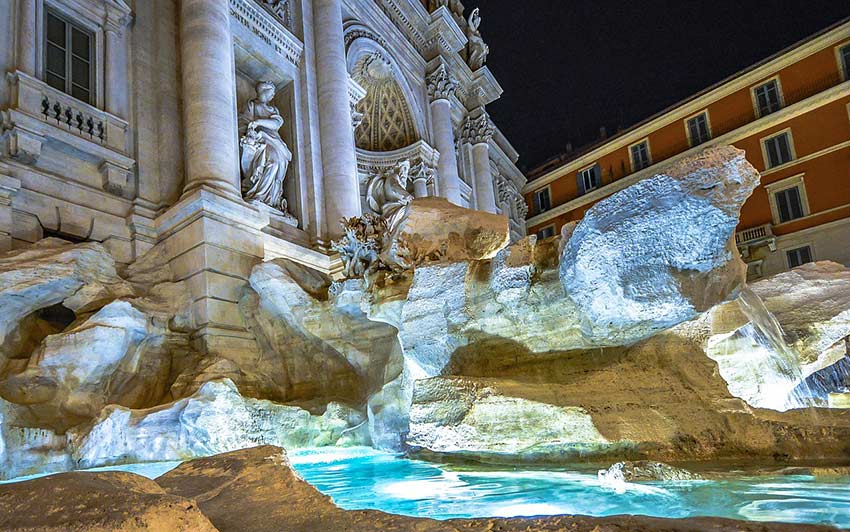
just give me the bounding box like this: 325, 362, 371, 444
525, 18, 850, 280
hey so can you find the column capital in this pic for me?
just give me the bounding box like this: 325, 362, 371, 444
426, 64, 458, 103
462, 109, 494, 145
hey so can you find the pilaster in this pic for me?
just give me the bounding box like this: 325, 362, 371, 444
0, 174, 21, 252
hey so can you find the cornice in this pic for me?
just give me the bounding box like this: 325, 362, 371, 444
525, 81, 850, 226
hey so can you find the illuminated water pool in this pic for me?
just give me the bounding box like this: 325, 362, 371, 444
288, 447, 850, 528
3, 448, 849, 529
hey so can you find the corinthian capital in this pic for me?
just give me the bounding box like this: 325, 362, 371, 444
462, 110, 494, 145
426, 65, 458, 102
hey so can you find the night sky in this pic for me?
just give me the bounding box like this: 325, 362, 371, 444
463, 1, 850, 172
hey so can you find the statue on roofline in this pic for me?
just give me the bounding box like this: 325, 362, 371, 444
466, 8, 489, 70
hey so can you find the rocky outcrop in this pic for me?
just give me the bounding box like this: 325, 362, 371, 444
0, 470, 218, 531
600, 461, 704, 482
408, 377, 612, 459
0, 239, 133, 370
69, 379, 368, 469
2, 446, 835, 532
561, 146, 754, 345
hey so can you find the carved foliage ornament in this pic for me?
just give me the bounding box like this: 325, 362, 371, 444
462, 111, 494, 145
426, 65, 458, 102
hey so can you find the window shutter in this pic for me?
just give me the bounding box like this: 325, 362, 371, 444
593, 164, 602, 186
576, 171, 586, 195
533, 191, 541, 213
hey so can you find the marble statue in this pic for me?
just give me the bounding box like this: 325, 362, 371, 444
466, 8, 489, 70
239, 81, 294, 218
332, 214, 388, 279
366, 160, 414, 232
428, 0, 464, 15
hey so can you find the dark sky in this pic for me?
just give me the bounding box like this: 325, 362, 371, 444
463, 1, 850, 171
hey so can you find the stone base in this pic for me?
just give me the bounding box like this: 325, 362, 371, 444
154, 186, 269, 356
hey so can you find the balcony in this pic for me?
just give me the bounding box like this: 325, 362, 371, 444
736, 223, 776, 258
2, 71, 134, 194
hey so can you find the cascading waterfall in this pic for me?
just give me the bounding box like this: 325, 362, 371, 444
736, 287, 814, 410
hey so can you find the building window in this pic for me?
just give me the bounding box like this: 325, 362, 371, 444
578, 164, 600, 194
44, 10, 94, 104
839, 43, 850, 81
762, 131, 795, 168
533, 187, 551, 214
536, 225, 555, 240
629, 140, 651, 172
686, 112, 711, 147
753, 79, 783, 117
774, 186, 805, 223
786, 246, 813, 269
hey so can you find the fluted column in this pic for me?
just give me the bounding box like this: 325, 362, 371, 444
17, 0, 37, 75
179, 0, 240, 198
463, 110, 497, 213
314, 0, 361, 240
426, 65, 462, 205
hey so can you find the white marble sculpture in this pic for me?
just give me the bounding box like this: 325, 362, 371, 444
366, 160, 414, 232
239, 81, 294, 220
466, 8, 489, 70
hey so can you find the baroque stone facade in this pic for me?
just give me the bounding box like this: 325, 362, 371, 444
0, 0, 527, 354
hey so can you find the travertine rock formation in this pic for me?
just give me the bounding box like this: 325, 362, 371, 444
561, 146, 753, 345
70, 379, 367, 468
1, 446, 836, 532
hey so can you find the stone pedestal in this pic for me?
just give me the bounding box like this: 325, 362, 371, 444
155, 188, 268, 356
314, 0, 361, 240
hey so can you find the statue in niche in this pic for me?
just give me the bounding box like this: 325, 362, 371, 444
428, 0, 464, 16
366, 160, 414, 232
466, 8, 489, 70
239, 80, 295, 223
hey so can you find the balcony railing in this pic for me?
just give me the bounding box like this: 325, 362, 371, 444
736, 223, 774, 246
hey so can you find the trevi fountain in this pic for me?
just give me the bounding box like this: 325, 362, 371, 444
0, 0, 848, 530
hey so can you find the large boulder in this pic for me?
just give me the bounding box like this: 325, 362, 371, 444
392, 196, 510, 265
561, 146, 755, 345
69, 379, 368, 469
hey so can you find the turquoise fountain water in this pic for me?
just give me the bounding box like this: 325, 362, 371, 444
3, 447, 849, 528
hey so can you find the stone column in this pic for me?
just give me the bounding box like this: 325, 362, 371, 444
179, 0, 240, 198
17, 0, 37, 76
104, 27, 129, 119
463, 110, 497, 213
314, 0, 361, 240
426, 65, 462, 205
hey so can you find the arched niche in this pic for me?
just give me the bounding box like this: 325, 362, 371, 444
344, 24, 426, 152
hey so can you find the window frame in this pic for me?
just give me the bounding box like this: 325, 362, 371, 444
34, 0, 106, 110
536, 224, 556, 240
836, 42, 850, 82
750, 76, 784, 118
760, 128, 797, 170
533, 186, 552, 214
785, 244, 814, 270
764, 173, 810, 226
42, 5, 97, 105
578, 163, 600, 193
628, 138, 652, 173
684, 110, 712, 147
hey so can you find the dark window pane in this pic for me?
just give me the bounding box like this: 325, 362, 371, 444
777, 191, 791, 222
842, 46, 850, 77
46, 13, 66, 47
45, 71, 65, 92
787, 187, 803, 219
46, 43, 66, 76
71, 28, 90, 60
71, 56, 90, 89
70, 85, 90, 104
778, 136, 791, 164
